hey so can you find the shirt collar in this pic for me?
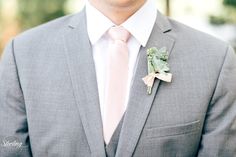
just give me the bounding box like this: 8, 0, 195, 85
86, 2, 114, 45
86, 0, 157, 47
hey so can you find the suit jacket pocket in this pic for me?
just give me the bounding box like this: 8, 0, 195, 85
145, 120, 201, 138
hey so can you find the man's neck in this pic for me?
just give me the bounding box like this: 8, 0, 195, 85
89, 0, 146, 25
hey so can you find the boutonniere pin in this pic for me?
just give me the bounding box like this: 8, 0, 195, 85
142, 47, 172, 95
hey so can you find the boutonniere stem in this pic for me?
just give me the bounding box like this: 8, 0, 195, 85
142, 47, 172, 94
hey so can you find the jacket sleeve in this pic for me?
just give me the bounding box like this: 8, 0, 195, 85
197, 46, 236, 157
0, 40, 32, 157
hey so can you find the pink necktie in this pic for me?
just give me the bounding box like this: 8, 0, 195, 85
103, 26, 130, 144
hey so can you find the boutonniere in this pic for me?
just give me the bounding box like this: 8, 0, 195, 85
142, 47, 172, 95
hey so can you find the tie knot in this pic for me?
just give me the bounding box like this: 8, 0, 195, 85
108, 26, 130, 43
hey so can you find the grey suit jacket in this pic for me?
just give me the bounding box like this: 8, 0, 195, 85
0, 9, 236, 157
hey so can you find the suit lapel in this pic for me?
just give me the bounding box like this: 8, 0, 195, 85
116, 11, 175, 157
63, 11, 106, 156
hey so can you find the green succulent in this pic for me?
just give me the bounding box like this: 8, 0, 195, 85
147, 47, 170, 74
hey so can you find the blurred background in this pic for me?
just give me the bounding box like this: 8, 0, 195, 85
0, 0, 236, 56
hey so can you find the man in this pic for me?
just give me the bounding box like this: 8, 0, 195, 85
0, 0, 236, 156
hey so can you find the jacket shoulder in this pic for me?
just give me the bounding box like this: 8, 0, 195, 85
13, 11, 84, 46
168, 18, 230, 57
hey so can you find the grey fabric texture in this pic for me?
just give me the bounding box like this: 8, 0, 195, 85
105, 114, 125, 157
0, 8, 236, 157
